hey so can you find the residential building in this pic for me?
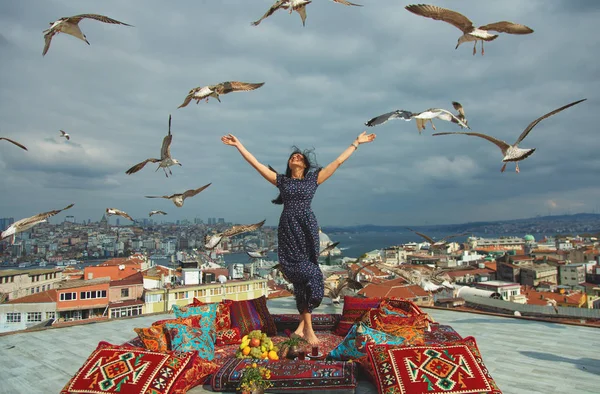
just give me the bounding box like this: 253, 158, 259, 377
383, 246, 408, 265
0, 290, 57, 333
560, 263, 586, 286
520, 264, 558, 287
0, 269, 62, 301
108, 272, 145, 319
55, 278, 110, 322
475, 281, 522, 301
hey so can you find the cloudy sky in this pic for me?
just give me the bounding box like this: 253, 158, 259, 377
0, 0, 598, 228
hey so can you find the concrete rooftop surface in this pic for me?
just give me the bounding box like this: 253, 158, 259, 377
0, 297, 599, 394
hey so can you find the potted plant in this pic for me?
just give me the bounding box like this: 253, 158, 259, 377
279, 335, 307, 360
238, 362, 273, 394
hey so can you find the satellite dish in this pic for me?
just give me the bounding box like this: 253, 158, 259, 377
514, 311, 522, 317
218, 275, 227, 284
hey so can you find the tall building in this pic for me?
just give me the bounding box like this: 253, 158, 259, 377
65, 215, 75, 224
217, 218, 225, 224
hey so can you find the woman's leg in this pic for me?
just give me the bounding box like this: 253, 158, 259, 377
301, 309, 320, 345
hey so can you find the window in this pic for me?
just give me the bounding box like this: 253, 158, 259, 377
121, 288, 129, 298
60, 292, 77, 301
36, 287, 40, 293
145, 293, 163, 303
30, 288, 35, 294
27, 312, 42, 323
175, 291, 188, 300
6, 312, 21, 323
46, 312, 56, 320
42, 285, 46, 291
110, 305, 142, 319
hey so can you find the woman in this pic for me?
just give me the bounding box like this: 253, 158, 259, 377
221, 131, 376, 344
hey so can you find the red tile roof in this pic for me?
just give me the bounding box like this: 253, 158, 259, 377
7, 289, 57, 304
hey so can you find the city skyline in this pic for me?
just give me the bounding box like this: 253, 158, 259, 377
0, 0, 597, 228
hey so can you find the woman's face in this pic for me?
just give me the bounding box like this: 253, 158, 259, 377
289, 153, 307, 169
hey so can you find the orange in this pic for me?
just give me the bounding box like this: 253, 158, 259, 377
268, 350, 279, 361
242, 347, 251, 356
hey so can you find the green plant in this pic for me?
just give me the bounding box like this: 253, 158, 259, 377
280, 335, 307, 347
238, 362, 272, 393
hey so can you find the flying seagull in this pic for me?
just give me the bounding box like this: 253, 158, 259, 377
432, 98, 587, 173
324, 261, 377, 304
204, 219, 267, 250
320, 241, 340, 256
247, 248, 269, 259
126, 114, 181, 177
252, 0, 362, 27
366, 102, 469, 134
0, 137, 27, 151
405, 4, 533, 55
1, 204, 74, 244
178, 81, 265, 108
149, 210, 167, 217
106, 208, 135, 222
145, 183, 212, 207
59, 130, 70, 141
407, 228, 468, 249
42, 14, 133, 56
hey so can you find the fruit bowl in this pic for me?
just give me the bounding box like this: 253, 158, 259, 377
235, 330, 279, 360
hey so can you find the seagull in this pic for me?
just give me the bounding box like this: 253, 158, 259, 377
320, 241, 340, 256
252, 0, 362, 27
432, 98, 587, 173
1, 204, 74, 244
405, 4, 533, 56
106, 208, 135, 222
59, 130, 70, 141
0, 137, 27, 151
366, 102, 469, 134
149, 210, 167, 217
125, 114, 181, 177
204, 219, 266, 250
544, 298, 559, 314
178, 81, 265, 108
42, 14, 133, 56
145, 183, 212, 207
407, 228, 467, 249
247, 248, 269, 259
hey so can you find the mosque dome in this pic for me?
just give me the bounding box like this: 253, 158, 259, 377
523, 234, 535, 242
319, 228, 332, 245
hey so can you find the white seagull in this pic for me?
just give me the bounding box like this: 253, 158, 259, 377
366, 102, 469, 134
1, 204, 74, 244
59, 130, 70, 141
145, 183, 212, 207
247, 248, 269, 259
149, 210, 167, 217
126, 114, 182, 177
433, 98, 586, 173
407, 228, 468, 249
178, 81, 265, 108
106, 208, 135, 222
320, 241, 340, 256
204, 219, 266, 250
405, 4, 534, 56
1, 137, 28, 151
252, 0, 362, 27
42, 14, 133, 56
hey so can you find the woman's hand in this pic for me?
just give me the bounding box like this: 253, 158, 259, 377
221, 134, 241, 148
356, 131, 376, 145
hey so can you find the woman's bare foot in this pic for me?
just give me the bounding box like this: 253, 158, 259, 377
303, 328, 320, 345
293, 321, 305, 337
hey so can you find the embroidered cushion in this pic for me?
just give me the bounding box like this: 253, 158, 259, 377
226, 295, 277, 336
187, 298, 233, 331
211, 358, 357, 392
172, 303, 218, 333
152, 316, 200, 328
164, 323, 216, 361
329, 322, 405, 361
335, 296, 382, 337
60, 341, 196, 394
366, 336, 503, 394
425, 324, 463, 345
382, 297, 426, 316
169, 356, 220, 394
134, 326, 169, 352
216, 327, 242, 346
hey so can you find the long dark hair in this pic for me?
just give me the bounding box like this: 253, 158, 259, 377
271, 147, 318, 205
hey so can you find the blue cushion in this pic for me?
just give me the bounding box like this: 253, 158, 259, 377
329, 322, 405, 361
164, 322, 216, 360
172, 303, 218, 330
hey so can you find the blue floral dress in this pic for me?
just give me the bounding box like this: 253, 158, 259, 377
276, 169, 324, 313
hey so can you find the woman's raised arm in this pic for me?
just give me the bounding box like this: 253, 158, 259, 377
221, 134, 277, 185
317, 131, 376, 185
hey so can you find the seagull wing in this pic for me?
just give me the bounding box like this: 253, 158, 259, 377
514, 99, 586, 145
67, 14, 133, 27
320, 241, 340, 256
113, 209, 134, 221
434, 109, 470, 129
405, 4, 474, 33
442, 232, 469, 241
214, 81, 265, 95
182, 183, 212, 200
296, 5, 308, 26
452, 101, 465, 117
365, 110, 414, 127
145, 195, 170, 199
222, 219, 266, 237
0, 137, 28, 151
160, 133, 172, 161
478, 21, 533, 34
42, 30, 56, 56
433, 132, 511, 153
177, 89, 196, 108
16, 204, 75, 231
331, 0, 363, 6
252, 0, 287, 26
407, 228, 435, 244
125, 158, 160, 175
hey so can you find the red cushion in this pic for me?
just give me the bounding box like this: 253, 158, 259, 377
335, 296, 382, 337
226, 295, 277, 336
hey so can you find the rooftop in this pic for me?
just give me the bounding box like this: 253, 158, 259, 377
0, 296, 599, 394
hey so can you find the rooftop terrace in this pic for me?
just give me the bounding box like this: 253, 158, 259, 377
0, 297, 598, 394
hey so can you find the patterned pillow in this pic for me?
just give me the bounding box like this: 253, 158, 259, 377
211, 358, 357, 392
425, 324, 463, 346
134, 326, 169, 352
366, 337, 503, 394
164, 323, 216, 361
227, 296, 277, 336
375, 320, 425, 346
355, 355, 377, 384
172, 303, 218, 333
60, 341, 196, 394
329, 322, 405, 361
170, 356, 220, 394
186, 298, 233, 331
152, 316, 199, 328
382, 297, 426, 316
335, 296, 382, 337
216, 327, 242, 346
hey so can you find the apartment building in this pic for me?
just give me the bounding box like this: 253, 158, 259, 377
0, 290, 57, 333
55, 278, 110, 321
0, 269, 63, 301
108, 272, 145, 319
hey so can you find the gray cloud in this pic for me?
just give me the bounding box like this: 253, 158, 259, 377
0, 0, 597, 227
